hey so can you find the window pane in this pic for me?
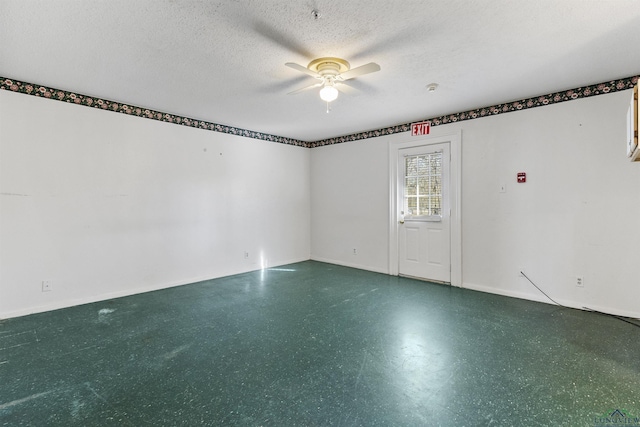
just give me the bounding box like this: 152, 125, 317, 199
406, 196, 417, 215
405, 157, 417, 176
418, 177, 429, 196
403, 151, 443, 217
432, 176, 441, 194
406, 177, 417, 196
431, 196, 441, 216
431, 157, 441, 176
419, 197, 429, 215
417, 155, 429, 175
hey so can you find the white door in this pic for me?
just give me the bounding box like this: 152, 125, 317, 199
398, 143, 450, 283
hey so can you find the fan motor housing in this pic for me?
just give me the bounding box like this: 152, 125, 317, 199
308, 57, 350, 77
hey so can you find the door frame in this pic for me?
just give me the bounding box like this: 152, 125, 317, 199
388, 131, 462, 286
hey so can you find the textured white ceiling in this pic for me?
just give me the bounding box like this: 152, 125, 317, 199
1, 0, 639, 142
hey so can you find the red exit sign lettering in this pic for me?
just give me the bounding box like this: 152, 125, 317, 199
411, 121, 431, 136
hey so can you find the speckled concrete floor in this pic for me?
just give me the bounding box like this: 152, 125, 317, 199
1, 261, 639, 426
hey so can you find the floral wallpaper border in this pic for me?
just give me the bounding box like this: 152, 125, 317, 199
0, 77, 307, 148
2, 75, 638, 148
310, 75, 639, 148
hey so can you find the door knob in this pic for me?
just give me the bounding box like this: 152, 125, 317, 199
399, 219, 405, 224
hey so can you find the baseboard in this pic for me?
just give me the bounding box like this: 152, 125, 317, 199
310, 256, 389, 275
462, 281, 640, 320
5, 262, 637, 321
0, 257, 311, 320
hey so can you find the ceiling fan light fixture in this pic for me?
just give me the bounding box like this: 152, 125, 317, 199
319, 85, 339, 102
285, 57, 380, 108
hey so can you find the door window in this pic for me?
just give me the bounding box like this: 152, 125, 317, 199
403, 151, 442, 219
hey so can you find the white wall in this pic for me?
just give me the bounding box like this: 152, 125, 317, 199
0, 90, 310, 318
311, 90, 640, 318
310, 137, 391, 273
3, 87, 638, 320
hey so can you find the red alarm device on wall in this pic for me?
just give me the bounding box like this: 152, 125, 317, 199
517, 172, 526, 183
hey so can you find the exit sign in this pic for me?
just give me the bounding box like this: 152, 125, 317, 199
411, 121, 431, 136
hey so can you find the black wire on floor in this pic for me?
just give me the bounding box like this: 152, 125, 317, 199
581, 307, 640, 328
520, 271, 567, 308
520, 271, 640, 329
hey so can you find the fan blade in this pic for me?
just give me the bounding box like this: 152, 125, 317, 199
285, 62, 321, 79
335, 81, 357, 95
258, 75, 309, 94
341, 79, 378, 94
288, 82, 323, 95
338, 62, 381, 81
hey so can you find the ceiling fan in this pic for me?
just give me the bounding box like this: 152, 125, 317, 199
285, 57, 380, 107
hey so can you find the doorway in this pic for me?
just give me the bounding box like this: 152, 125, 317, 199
388, 132, 462, 286
398, 143, 450, 282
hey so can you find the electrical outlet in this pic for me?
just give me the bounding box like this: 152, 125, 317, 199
42, 280, 52, 292
353, 248, 357, 255
576, 276, 584, 287
244, 252, 249, 259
